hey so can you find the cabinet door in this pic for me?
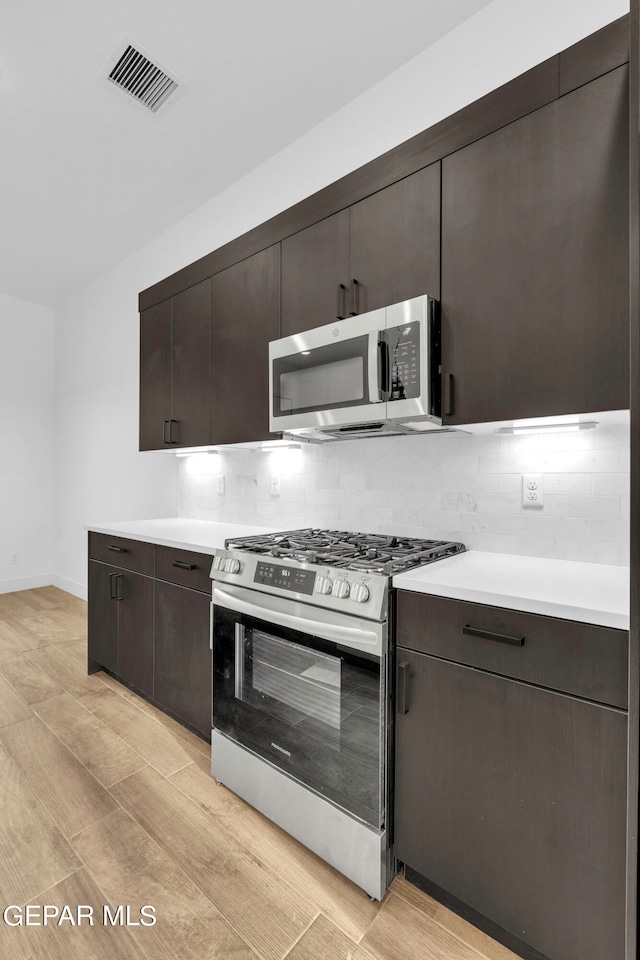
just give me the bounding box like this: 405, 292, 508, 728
154, 581, 211, 737
281, 211, 350, 335
349, 163, 441, 315
139, 299, 172, 451
210, 245, 281, 444
171, 279, 211, 447
441, 66, 629, 425
87, 561, 118, 673
394, 650, 626, 960
117, 571, 154, 698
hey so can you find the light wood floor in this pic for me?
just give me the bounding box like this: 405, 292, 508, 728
0, 586, 520, 960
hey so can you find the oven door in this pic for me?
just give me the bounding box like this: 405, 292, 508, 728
212, 583, 387, 830
269, 310, 386, 433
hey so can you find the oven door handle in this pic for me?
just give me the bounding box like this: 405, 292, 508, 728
212, 583, 385, 655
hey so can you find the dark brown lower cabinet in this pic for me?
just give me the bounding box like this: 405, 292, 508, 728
394, 649, 627, 960
154, 580, 211, 737
88, 560, 118, 674
87, 559, 154, 697
88, 535, 213, 741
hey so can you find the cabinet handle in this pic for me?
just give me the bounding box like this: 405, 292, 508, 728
462, 624, 525, 647
114, 574, 124, 601
169, 419, 178, 444
172, 561, 196, 571
397, 661, 411, 715
109, 572, 117, 600
349, 278, 360, 316
108, 545, 127, 554
442, 372, 453, 416
336, 283, 348, 320
163, 419, 171, 444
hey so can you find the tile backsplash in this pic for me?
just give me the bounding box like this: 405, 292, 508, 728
178, 416, 630, 565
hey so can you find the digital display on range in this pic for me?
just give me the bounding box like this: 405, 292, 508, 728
253, 561, 316, 595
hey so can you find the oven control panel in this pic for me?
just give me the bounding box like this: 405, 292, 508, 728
210, 551, 387, 621
253, 561, 316, 596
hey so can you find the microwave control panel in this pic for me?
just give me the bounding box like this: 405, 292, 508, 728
386, 323, 420, 401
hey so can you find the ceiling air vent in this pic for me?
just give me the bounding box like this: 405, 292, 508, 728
100, 35, 185, 115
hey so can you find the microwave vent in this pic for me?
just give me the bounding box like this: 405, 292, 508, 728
100, 36, 185, 114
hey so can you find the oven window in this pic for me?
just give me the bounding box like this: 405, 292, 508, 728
213, 607, 384, 829
273, 334, 371, 417
247, 632, 342, 729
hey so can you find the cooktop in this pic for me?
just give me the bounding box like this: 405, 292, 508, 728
223, 528, 465, 576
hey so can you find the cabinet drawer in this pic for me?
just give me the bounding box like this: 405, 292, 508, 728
396, 591, 628, 709
155, 545, 213, 594
88, 533, 154, 576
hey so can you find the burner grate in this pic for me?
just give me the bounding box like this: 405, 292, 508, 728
225, 528, 465, 575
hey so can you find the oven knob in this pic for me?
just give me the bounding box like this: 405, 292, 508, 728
350, 583, 370, 603
315, 576, 333, 595
332, 579, 350, 599
213, 556, 226, 571
223, 558, 241, 574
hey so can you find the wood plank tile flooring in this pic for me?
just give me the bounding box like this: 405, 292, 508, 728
0, 586, 521, 960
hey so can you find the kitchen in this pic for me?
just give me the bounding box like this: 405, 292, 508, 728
0, 1, 636, 959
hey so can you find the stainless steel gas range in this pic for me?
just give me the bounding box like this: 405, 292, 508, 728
209, 529, 465, 900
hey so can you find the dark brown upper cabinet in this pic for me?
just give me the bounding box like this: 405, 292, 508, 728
441, 66, 629, 425
210, 244, 281, 445
281, 210, 349, 336
280, 163, 440, 337
139, 279, 211, 450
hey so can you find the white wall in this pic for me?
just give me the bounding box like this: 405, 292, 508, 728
52, 265, 178, 599
53, 0, 629, 595
0, 293, 55, 593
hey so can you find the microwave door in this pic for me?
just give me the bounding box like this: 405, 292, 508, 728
269, 311, 386, 432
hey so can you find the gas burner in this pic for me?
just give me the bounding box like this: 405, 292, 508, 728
225, 528, 465, 575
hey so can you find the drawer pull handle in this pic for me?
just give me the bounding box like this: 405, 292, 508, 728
108, 545, 128, 554
397, 661, 411, 715
463, 625, 525, 647
172, 561, 196, 571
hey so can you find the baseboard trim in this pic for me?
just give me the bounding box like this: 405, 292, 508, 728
403, 867, 551, 960
0, 574, 54, 595
0, 574, 88, 601
50, 574, 87, 601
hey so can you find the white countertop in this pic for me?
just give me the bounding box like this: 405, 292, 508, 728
87, 521, 630, 630
393, 551, 629, 630
86, 518, 277, 555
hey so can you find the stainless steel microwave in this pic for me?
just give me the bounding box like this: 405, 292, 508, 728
269, 294, 443, 441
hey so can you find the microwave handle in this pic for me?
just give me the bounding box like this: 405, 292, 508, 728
368, 330, 385, 403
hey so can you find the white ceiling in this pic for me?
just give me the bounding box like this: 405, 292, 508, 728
0, 0, 496, 307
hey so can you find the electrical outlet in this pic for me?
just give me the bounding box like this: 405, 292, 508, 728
522, 474, 544, 508
217, 475, 225, 495
10, 553, 19, 565
270, 475, 280, 497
